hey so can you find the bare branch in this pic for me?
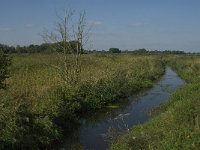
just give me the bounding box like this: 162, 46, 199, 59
41, 8, 91, 85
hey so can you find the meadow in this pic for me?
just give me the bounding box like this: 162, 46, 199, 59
110, 55, 200, 150
0, 53, 165, 149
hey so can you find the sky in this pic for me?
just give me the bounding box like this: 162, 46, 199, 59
0, 0, 200, 52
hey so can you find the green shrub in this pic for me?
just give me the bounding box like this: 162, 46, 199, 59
0, 50, 10, 89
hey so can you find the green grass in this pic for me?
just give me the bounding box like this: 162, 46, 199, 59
110, 55, 200, 150
0, 53, 165, 149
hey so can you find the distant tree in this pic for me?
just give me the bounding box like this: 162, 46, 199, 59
0, 43, 16, 53
39, 43, 53, 53
16, 45, 21, 53
134, 48, 147, 53
109, 48, 121, 53
8, 46, 15, 53
69, 40, 83, 54
0, 44, 9, 53
0, 49, 10, 89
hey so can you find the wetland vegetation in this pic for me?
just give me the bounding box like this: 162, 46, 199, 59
111, 55, 200, 150
0, 48, 200, 150
1, 1, 200, 149
0, 53, 165, 149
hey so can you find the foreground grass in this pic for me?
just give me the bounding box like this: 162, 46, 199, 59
110, 55, 200, 150
0, 54, 164, 149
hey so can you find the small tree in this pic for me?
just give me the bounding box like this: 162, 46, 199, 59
42, 8, 90, 85
0, 49, 10, 89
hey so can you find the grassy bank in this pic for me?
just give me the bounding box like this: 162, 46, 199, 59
110, 55, 200, 150
0, 54, 165, 149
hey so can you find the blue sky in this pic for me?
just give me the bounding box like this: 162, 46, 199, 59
0, 0, 200, 52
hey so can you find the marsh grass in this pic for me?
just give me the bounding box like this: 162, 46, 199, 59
0, 53, 165, 149
110, 55, 200, 150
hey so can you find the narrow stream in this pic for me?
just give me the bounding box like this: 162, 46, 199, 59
59, 67, 185, 150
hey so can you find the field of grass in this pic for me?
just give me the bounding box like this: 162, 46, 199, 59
110, 55, 200, 150
0, 54, 165, 149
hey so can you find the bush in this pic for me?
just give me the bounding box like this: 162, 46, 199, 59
0, 50, 10, 89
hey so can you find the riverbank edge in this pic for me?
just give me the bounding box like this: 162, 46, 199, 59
51, 64, 166, 149
110, 57, 200, 150
0, 56, 166, 150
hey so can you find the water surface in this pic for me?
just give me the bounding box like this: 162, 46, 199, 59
59, 67, 185, 150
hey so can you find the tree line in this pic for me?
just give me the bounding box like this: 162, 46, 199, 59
1, 43, 199, 55
86, 48, 199, 55
123, 48, 186, 54
0, 41, 82, 54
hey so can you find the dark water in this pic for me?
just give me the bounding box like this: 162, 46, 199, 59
59, 67, 185, 150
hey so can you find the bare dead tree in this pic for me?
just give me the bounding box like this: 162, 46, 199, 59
73, 10, 87, 83
42, 8, 90, 86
